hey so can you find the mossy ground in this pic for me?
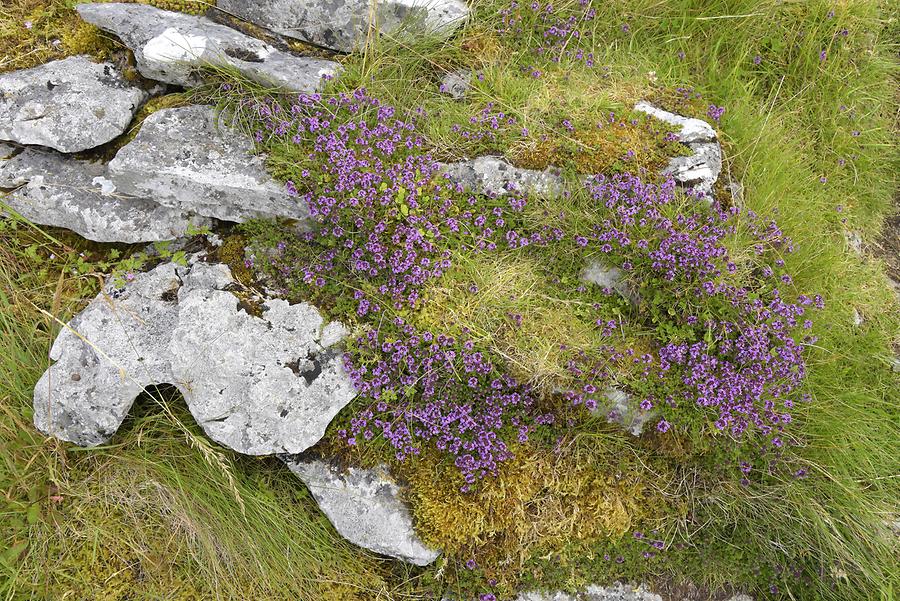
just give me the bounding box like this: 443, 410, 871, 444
2, 1, 899, 600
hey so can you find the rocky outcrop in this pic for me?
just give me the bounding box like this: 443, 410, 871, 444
440, 156, 563, 197
76, 3, 340, 93
0, 55, 146, 153
0, 146, 208, 243
33, 256, 356, 455
634, 101, 722, 199
217, 0, 468, 54
281, 456, 441, 566
107, 105, 308, 223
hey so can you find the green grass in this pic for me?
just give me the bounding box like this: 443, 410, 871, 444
2, 0, 899, 599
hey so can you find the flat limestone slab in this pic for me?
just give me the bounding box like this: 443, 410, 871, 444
107, 105, 308, 223
218, 0, 468, 54
76, 2, 340, 92
440, 155, 563, 197
0, 147, 208, 243
0, 55, 146, 153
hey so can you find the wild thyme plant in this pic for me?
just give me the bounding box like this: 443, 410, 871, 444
237, 84, 821, 490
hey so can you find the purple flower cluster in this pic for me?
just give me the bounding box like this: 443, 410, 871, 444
572, 173, 820, 441
243, 85, 819, 482
343, 316, 553, 487
498, 0, 598, 66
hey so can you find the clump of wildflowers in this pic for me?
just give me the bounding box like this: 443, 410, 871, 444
239, 84, 819, 485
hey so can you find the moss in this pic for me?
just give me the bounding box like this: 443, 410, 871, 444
214, 234, 253, 286
509, 113, 691, 177
398, 439, 664, 592
0, 0, 114, 73
125, 0, 210, 15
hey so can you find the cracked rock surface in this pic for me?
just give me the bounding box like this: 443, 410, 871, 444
108, 105, 308, 223
440, 156, 563, 197
634, 101, 722, 199
0, 55, 146, 153
33, 256, 356, 455
217, 0, 468, 54
76, 2, 340, 93
0, 146, 208, 243
281, 456, 441, 566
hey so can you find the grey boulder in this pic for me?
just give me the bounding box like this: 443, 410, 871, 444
634, 101, 722, 199
34, 257, 357, 456
440, 156, 563, 197
0, 147, 209, 243
282, 456, 441, 566
107, 105, 308, 223
0, 55, 146, 153
33, 261, 184, 446
76, 2, 340, 93
217, 0, 468, 54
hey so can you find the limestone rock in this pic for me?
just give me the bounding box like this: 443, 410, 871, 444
517, 583, 663, 601
439, 69, 471, 99
581, 260, 639, 304
171, 292, 356, 456
634, 101, 722, 198
217, 0, 468, 54
440, 156, 563, 197
33, 262, 183, 446
515, 586, 751, 601
282, 456, 441, 566
0, 55, 146, 153
0, 147, 208, 243
107, 105, 308, 223
33, 257, 357, 456
76, 3, 340, 93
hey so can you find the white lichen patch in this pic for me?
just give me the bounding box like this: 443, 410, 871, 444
144, 27, 208, 63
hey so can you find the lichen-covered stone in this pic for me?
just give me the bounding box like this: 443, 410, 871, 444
281, 456, 441, 566
634, 101, 722, 198
439, 68, 471, 99
107, 105, 308, 223
76, 2, 340, 92
33, 262, 183, 446
217, 0, 467, 54
33, 257, 357, 455
0, 55, 146, 153
0, 147, 208, 243
440, 156, 563, 197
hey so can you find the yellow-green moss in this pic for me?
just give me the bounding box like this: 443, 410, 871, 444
215, 234, 255, 286
401, 441, 661, 588
509, 115, 691, 176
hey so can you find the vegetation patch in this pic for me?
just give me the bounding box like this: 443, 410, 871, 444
2, 0, 897, 600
